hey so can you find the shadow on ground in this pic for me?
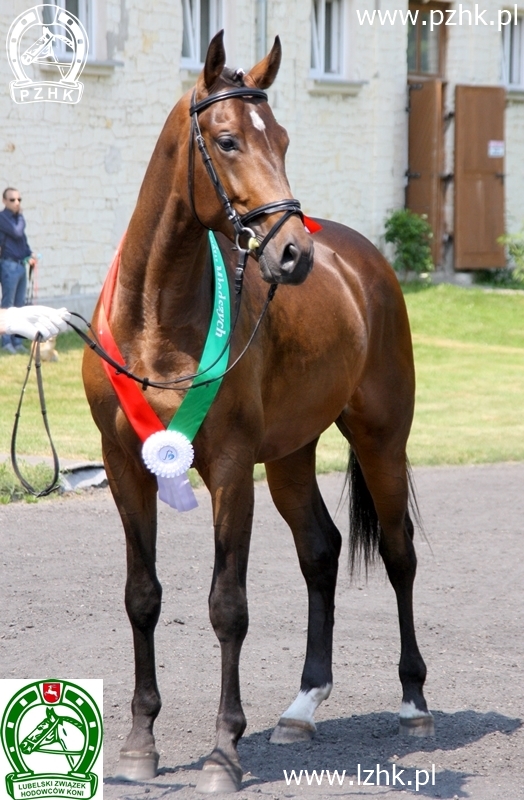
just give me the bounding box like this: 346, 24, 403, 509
104, 709, 521, 798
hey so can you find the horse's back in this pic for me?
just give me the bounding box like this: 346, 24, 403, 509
309, 218, 403, 297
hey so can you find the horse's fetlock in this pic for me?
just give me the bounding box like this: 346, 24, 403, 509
217, 709, 247, 741
399, 658, 427, 688
131, 692, 162, 723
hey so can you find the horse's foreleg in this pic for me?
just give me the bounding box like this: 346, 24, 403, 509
103, 442, 163, 780
344, 417, 434, 738
196, 463, 254, 794
265, 441, 341, 744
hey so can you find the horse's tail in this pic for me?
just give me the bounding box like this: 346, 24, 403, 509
347, 449, 422, 575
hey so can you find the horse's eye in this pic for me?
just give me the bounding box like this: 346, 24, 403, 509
217, 137, 237, 152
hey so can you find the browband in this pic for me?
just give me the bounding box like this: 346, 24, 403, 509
190, 87, 269, 116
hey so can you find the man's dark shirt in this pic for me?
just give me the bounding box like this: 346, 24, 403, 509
0, 208, 32, 262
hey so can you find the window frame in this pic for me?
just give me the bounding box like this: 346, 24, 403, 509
310, 0, 345, 80
407, 1, 448, 78
43, 0, 92, 61
181, 0, 224, 72
502, 16, 524, 90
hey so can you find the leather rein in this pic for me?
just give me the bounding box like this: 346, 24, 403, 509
71, 85, 305, 392
11, 86, 305, 495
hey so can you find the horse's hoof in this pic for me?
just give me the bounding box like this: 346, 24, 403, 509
116, 749, 159, 781
399, 714, 435, 738
196, 761, 243, 794
270, 717, 315, 744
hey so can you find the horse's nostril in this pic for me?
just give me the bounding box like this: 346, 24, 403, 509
282, 243, 299, 271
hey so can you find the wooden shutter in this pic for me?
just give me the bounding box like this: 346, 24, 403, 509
454, 86, 506, 270
406, 79, 444, 266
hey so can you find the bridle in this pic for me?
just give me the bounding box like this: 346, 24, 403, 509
11, 86, 307, 496
188, 86, 303, 262
66, 86, 307, 393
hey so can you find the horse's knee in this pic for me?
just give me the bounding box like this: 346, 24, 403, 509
209, 586, 248, 642
125, 575, 162, 631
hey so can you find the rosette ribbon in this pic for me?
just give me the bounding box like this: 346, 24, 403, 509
97, 231, 231, 511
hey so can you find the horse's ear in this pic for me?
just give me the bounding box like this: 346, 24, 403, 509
202, 30, 226, 89
245, 36, 282, 89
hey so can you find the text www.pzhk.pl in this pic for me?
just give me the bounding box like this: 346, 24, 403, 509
356, 5, 518, 32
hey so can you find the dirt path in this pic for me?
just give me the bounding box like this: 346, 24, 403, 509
1, 464, 523, 799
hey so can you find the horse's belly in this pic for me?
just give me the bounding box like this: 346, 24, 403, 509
257, 391, 349, 464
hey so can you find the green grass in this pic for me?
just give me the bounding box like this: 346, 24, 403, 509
2, 284, 524, 491
0, 332, 101, 462
405, 283, 524, 464
0, 461, 56, 504
318, 283, 524, 468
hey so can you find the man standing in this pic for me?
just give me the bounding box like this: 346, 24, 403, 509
0, 187, 37, 353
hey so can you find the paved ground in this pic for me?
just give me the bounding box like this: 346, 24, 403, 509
1, 464, 523, 799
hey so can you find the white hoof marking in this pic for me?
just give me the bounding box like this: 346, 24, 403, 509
399, 700, 432, 720
280, 684, 332, 729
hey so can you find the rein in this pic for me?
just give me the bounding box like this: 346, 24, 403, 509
10, 338, 61, 497
66, 254, 277, 393
72, 84, 305, 394
10, 85, 312, 499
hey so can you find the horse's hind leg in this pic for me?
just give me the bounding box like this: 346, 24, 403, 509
338, 412, 434, 737
103, 439, 163, 780
265, 440, 341, 744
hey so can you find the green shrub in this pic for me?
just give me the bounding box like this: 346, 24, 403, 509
498, 225, 524, 285
384, 209, 434, 279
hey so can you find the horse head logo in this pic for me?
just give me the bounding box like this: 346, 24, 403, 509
6, 4, 89, 104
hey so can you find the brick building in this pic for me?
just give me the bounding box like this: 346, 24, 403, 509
0, 0, 523, 310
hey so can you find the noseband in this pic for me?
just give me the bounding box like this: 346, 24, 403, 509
189, 87, 303, 257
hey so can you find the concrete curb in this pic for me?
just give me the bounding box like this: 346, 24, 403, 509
0, 454, 107, 493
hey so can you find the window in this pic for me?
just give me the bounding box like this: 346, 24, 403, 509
407, 2, 445, 76
42, 0, 91, 62
311, 0, 344, 78
182, 0, 223, 70
502, 17, 524, 89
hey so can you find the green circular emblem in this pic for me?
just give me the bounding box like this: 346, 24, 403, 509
1, 680, 103, 799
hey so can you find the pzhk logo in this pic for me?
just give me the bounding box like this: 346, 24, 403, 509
1, 680, 103, 799
7, 5, 89, 105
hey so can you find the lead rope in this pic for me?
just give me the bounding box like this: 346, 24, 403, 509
10, 336, 61, 497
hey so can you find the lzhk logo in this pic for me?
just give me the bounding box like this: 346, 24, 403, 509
7, 5, 89, 104
1, 680, 103, 799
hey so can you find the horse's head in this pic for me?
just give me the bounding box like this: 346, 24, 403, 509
188, 32, 314, 285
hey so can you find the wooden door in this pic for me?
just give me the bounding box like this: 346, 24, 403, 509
454, 86, 506, 270
406, 79, 444, 266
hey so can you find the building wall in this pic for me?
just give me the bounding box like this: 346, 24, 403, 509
442, 0, 524, 266
0, 0, 184, 305
0, 0, 522, 306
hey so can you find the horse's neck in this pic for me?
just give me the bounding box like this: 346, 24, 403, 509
113, 203, 213, 337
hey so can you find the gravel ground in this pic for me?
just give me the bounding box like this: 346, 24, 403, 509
1, 463, 523, 799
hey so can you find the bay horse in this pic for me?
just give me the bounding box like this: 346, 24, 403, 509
82, 31, 433, 794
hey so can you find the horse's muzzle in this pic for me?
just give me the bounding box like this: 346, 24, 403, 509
259, 240, 314, 285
